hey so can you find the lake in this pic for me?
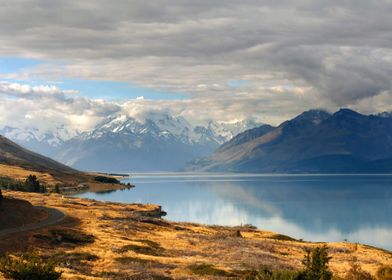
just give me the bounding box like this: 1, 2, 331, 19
75, 173, 392, 250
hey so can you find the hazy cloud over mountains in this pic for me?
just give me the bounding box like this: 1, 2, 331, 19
1, 0, 392, 131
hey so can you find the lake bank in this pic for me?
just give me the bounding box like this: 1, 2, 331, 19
76, 173, 392, 250
1, 190, 392, 279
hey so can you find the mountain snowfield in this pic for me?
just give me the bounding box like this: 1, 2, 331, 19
0, 125, 79, 158
0, 112, 260, 172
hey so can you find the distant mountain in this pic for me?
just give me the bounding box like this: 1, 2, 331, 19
53, 113, 260, 172
0, 125, 78, 158
1, 113, 260, 172
186, 109, 392, 173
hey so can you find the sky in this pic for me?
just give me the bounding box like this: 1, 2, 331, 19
1, 0, 392, 132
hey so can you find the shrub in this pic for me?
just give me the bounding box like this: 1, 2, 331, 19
376, 266, 392, 280
24, 175, 41, 192
0, 252, 62, 280
296, 245, 333, 280
345, 259, 374, 280
54, 184, 61, 194
0, 175, 48, 194
94, 176, 119, 184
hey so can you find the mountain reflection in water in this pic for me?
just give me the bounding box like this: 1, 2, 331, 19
75, 174, 392, 250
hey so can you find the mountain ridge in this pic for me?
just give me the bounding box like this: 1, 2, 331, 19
186, 108, 392, 173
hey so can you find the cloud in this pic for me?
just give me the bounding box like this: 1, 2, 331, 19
1, 1, 392, 128
0, 81, 120, 132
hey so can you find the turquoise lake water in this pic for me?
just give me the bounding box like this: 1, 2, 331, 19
75, 174, 392, 250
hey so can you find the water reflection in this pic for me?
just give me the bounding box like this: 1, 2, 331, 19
75, 174, 392, 249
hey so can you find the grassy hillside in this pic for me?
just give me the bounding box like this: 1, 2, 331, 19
0, 135, 123, 191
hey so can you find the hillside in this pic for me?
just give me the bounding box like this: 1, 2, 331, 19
187, 109, 392, 173
0, 135, 115, 188
0, 135, 77, 174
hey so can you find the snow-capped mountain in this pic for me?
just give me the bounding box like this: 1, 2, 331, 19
55, 113, 261, 172
0, 125, 79, 158
78, 112, 259, 146
1, 112, 260, 172
202, 119, 262, 144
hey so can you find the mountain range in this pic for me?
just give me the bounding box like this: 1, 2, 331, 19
1, 113, 260, 172
187, 109, 392, 173
5, 108, 392, 174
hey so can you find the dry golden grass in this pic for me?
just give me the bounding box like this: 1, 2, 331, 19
0, 190, 391, 279
0, 163, 128, 194
0, 163, 60, 185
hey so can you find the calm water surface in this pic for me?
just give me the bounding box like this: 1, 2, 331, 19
76, 174, 392, 249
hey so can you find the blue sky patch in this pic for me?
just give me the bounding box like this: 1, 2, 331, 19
0, 56, 43, 74
0, 56, 188, 100
60, 79, 188, 100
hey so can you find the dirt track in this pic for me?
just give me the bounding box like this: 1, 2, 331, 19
0, 206, 65, 237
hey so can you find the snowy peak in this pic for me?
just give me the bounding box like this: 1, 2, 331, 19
0, 125, 79, 148
206, 119, 261, 141
0, 113, 260, 149
81, 112, 261, 145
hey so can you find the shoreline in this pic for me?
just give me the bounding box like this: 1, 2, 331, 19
1, 190, 391, 279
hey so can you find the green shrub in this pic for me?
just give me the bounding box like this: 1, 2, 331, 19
376, 266, 392, 280
0, 252, 62, 280
296, 245, 333, 280
0, 175, 48, 194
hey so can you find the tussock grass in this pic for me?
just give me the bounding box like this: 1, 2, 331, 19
50, 229, 95, 244
119, 244, 164, 256
52, 252, 99, 264
119, 239, 165, 256
187, 263, 231, 277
